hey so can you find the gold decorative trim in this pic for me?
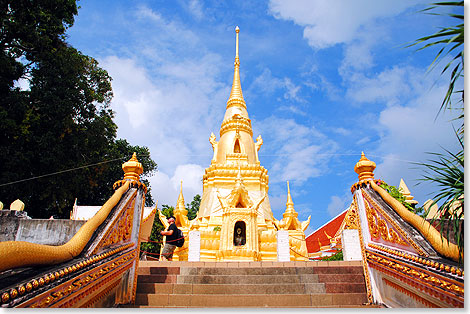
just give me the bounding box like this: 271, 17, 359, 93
220, 117, 253, 137
369, 180, 461, 262
0, 182, 130, 273
343, 203, 359, 230
131, 196, 147, 304
362, 188, 427, 256
82, 278, 120, 308
368, 243, 463, 277
0, 243, 133, 306
91, 193, 136, 255
362, 193, 408, 246
113, 179, 147, 193
353, 194, 374, 304
383, 278, 440, 308
20, 249, 136, 308
366, 250, 464, 301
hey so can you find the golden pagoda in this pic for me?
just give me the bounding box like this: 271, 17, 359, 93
164, 27, 310, 261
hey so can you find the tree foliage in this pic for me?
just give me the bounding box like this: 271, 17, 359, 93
408, 1, 464, 124
378, 181, 424, 216
186, 194, 201, 220
320, 250, 343, 261
0, 0, 157, 217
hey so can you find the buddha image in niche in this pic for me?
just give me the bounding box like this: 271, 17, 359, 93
234, 227, 246, 246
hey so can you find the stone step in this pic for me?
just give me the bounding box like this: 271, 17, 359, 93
135, 293, 368, 307
138, 273, 364, 285
317, 273, 365, 283
179, 266, 313, 275
138, 265, 364, 275
174, 274, 319, 284
137, 282, 327, 294
137, 267, 180, 275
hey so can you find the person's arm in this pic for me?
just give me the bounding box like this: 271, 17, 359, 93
161, 229, 174, 236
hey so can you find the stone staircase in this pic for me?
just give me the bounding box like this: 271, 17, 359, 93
128, 261, 372, 308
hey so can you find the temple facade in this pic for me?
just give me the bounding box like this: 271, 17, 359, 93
162, 27, 310, 261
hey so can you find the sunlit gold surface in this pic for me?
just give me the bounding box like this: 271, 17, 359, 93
370, 180, 461, 262
354, 152, 376, 182
192, 27, 308, 261
122, 152, 143, 182
0, 181, 130, 272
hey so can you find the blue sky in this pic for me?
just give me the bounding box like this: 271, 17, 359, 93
66, 0, 462, 233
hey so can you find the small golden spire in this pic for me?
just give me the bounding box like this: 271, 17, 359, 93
122, 152, 143, 182
176, 180, 185, 209
227, 26, 245, 105
399, 178, 418, 206
174, 180, 189, 228
286, 181, 294, 209
354, 152, 376, 182
284, 181, 298, 217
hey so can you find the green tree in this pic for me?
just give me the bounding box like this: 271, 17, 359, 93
0, 1, 157, 217
186, 194, 201, 220
408, 1, 464, 262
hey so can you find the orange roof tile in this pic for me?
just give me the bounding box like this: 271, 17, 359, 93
306, 209, 348, 253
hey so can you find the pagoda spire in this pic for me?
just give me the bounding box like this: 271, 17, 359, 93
176, 180, 185, 209
286, 181, 294, 211
174, 180, 189, 228
284, 181, 297, 217
227, 26, 245, 107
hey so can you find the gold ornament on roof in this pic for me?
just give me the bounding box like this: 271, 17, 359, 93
122, 152, 143, 182
354, 152, 376, 182
398, 178, 419, 206
228, 26, 244, 104
174, 181, 189, 228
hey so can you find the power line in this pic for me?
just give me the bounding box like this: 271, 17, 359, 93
0, 157, 129, 187
0, 152, 419, 187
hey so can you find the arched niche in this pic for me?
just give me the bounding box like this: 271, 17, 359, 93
233, 221, 246, 246
234, 138, 241, 153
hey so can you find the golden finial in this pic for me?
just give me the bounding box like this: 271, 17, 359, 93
284, 181, 297, 217
176, 180, 185, 209
354, 152, 376, 182
10, 199, 24, 211
122, 152, 143, 182
228, 26, 245, 104
286, 181, 294, 209
235, 26, 240, 59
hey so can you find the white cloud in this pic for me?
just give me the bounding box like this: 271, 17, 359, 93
268, 0, 425, 49
282, 78, 302, 102
97, 7, 232, 205
249, 68, 303, 103
371, 76, 461, 202
101, 57, 159, 128
278, 105, 306, 116
254, 116, 338, 184
187, 0, 204, 20
327, 194, 350, 217
149, 164, 204, 207
331, 127, 351, 136
345, 65, 421, 107
356, 136, 370, 146
170, 164, 204, 196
